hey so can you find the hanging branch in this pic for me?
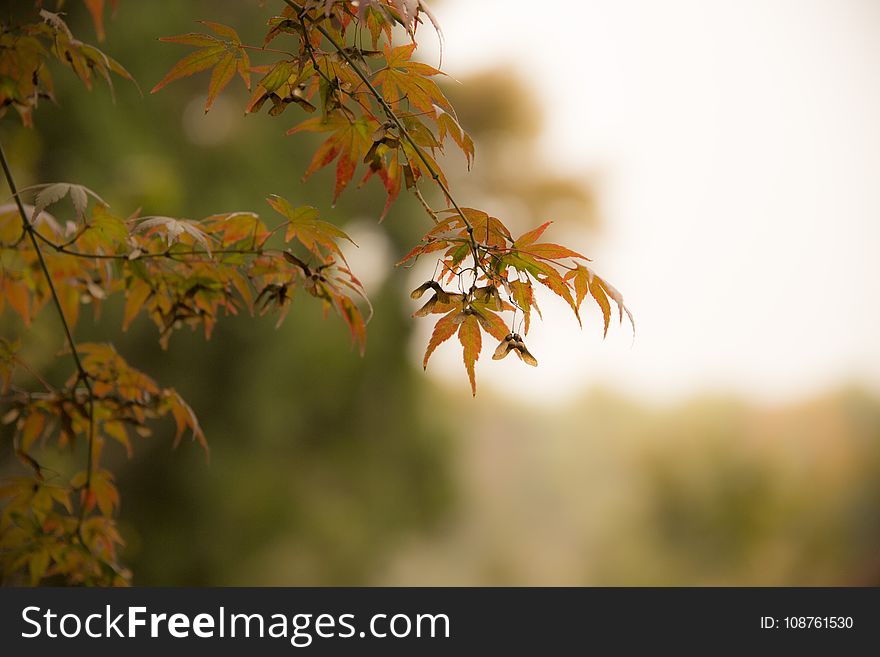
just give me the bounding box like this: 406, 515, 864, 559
0, 141, 97, 544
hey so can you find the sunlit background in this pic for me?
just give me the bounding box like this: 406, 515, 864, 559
424, 0, 880, 405
2, 0, 879, 585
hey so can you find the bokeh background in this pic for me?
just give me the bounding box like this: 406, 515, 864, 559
2, 0, 880, 585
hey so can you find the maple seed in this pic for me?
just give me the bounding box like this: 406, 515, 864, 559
410, 280, 443, 299
492, 333, 539, 367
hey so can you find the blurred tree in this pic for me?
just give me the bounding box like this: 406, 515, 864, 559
0, 0, 624, 584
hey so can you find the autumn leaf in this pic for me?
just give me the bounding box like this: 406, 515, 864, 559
134, 216, 212, 254
152, 22, 251, 112
122, 278, 152, 330
30, 182, 104, 223
457, 312, 482, 396
434, 104, 475, 167
509, 279, 540, 334
566, 265, 633, 337
374, 42, 451, 115
82, 0, 119, 41
422, 309, 458, 369
514, 221, 552, 249
288, 113, 377, 203
266, 195, 354, 263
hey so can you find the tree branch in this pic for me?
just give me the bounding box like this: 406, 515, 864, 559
0, 139, 95, 544
282, 1, 489, 278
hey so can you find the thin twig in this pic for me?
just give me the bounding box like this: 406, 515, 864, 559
0, 139, 95, 545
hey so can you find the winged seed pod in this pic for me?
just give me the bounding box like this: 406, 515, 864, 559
492, 333, 538, 367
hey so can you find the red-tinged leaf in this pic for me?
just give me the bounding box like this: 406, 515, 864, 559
122, 279, 152, 330
458, 313, 482, 396
83, 0, 108, 40
333, 294, 367, 356
377, 150, 402, 220
335, 146, 357, 202
565, 264, 592, 308
237, 50, 252, 90
290, 114, 375, 203
205, 52, 237, 112
151, 45, 225, 94
396, 239, 448, 266
514, 221, 552, 248
423, 309, 458, 369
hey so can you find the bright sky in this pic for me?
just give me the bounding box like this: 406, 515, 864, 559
392, 0, 880, 405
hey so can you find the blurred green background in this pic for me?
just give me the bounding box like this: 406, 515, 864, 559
2, 0, 879, 585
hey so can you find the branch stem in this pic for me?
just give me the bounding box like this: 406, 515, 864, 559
0, 140, 95, 543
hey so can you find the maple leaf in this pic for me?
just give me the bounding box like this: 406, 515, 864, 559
134, 216, 213, 254
513, 221, 589, 262
151, 22, 251, 112
419, 309, 455, 369
374, 42, 450, 115
457, 311, 482, 396
82, 0, 119, 41
565, 265, 634, 337
28, 182, 105, 223
265, 195, 355, 263
288, 113, 377, 203
434, 104, 475, 168
508, 279, 540, 334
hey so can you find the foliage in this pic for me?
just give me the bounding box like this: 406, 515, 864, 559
0, 0, 630, 585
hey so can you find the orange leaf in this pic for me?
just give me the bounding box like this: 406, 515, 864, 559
122, 279, 152, 330
423, 309, 459, 369
2, 278, 30, 326
522, 242, 588, 262
205, 52, 237, 112
589, 277, 612, 338
151, 45, 225, 94
514, 221, 552, 249
474, 308, 509, 342
458, 313, 482, 396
